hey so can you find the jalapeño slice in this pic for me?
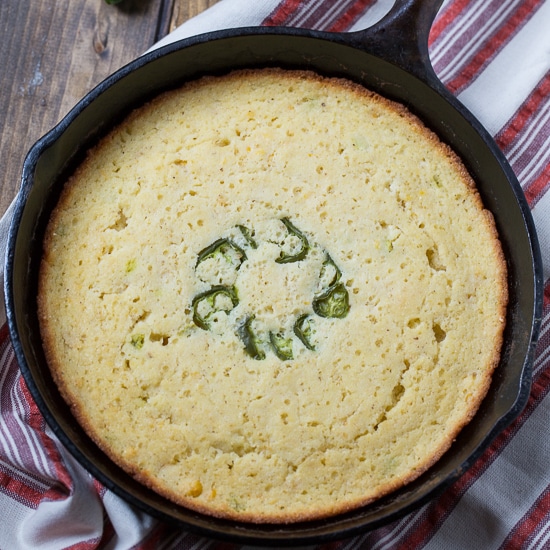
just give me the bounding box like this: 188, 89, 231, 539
269, 331, 294, 361
319, 254, 342, 288
293, 314, 317, 351
237, 225, 258, 249
313, 282, 350, 319
276, 218, 309, 264
237, 316, 266, 360
192, 286, 238, 330
196, 238, 247, 269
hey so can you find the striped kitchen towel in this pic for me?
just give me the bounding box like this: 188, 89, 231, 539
1, 0, 549, 548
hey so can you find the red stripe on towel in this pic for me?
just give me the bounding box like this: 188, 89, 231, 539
445, 0, 544, 93
429, 0, 472, 45
327, 0, 376, 32
502, 485, 550, 549
496, 73, 550, 150
262, 0, 303, 26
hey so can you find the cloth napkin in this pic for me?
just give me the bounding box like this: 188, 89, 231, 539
1, 0, 549, 548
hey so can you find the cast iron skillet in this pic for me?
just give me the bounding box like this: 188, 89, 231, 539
5, 0, 543, 544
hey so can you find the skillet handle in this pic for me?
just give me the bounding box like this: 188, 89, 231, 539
348, 0, 445, 88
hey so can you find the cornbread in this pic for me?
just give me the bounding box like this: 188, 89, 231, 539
38, 69, 507, 523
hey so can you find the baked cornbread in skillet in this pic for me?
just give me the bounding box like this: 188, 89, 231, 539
38, 69, 507, 523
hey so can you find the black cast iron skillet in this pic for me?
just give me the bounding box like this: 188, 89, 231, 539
5, 0, 543, 545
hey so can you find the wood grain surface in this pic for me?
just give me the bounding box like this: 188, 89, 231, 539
0, 0, 219, 215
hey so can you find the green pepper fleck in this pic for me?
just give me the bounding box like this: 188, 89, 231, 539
192, 286, 238, 330
269, 331, 294, 360
125, 258, 137, 273
237, 316, 266, 360
275, 218, 309, 264
313, 282, 350, 318
229, 493, 246, 511
131, 334, 145, 349
293, 314, 317, 350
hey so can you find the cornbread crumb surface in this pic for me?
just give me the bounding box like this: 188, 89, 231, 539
38, 69, 507, 523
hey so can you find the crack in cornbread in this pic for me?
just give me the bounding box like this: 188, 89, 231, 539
37, 69, 507, 523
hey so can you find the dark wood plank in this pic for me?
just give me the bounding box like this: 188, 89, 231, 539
0, 0, 217, 215
160, 0, 220, 36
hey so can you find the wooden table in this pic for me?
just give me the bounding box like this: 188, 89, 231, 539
0, 0, 219, 216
